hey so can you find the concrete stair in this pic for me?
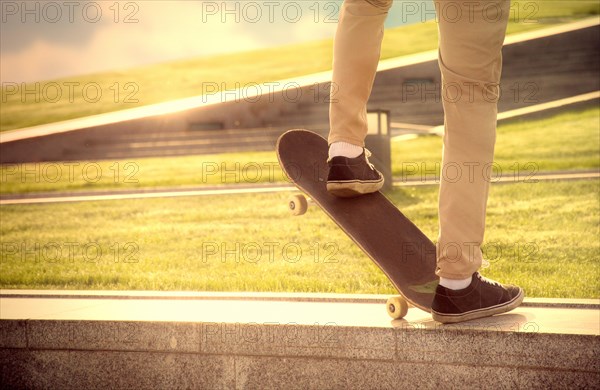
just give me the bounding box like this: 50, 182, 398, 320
66, 127, 290, 158
1, 291, 598, 389
1, 22, 598, 163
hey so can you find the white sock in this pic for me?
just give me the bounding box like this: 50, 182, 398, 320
439, 276, 472, 290
328, 141, 363, 160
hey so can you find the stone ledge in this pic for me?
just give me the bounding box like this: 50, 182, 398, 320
2, 318, 598, 371
1, 347, 598, 389
2, 290, 598, 308
1, 293, 598, 388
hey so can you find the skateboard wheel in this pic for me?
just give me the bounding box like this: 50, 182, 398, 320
386, 296, 408, 320
288, 194, 308, 216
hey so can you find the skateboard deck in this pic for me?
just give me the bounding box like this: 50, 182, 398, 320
276, 129, 438, 314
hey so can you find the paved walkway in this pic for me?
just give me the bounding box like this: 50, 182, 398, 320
0, 170, 598, 205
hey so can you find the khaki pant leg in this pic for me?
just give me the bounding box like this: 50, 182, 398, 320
435, 0, 511, 279
328, 0, 393, 146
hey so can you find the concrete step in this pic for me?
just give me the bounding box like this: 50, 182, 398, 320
91, 135, 280, 151
59, 128, 296, 160
62, 142, 277, 160
108, 127, 288, 143
1, 23, 598, 164
1, 291, 598, 389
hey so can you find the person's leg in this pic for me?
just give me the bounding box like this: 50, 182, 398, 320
328, 0, 392, 146
327, 0, 392, 197
432, 0, 524, 322
435, 0, 509, 280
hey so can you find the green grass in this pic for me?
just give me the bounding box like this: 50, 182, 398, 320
1, 1, 597, 131
1, 105, 598, 195
0, 179, 598, 298
0, 151, 288, 194
393, 105, 600, 180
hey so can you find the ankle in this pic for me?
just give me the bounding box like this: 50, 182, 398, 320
439, 276, 472, 290
328, 141, 362, 160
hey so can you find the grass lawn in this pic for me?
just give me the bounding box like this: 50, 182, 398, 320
1, 1, 597, 131
0, 179, 598, 298
1, 105, 598, 195
393, 105, 600, 179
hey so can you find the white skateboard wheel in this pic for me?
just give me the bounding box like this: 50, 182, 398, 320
386, 296, 408, 320
288, 194, 308, 216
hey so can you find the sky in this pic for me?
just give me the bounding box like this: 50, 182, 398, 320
1, 0, 433, 83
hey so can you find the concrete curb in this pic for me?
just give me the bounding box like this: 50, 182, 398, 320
1, 290, 599, 309
1, 295, 599, 388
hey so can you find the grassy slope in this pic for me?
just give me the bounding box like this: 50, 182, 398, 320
393, 105, 600, 178
0, 179, 598, 298
1, 1, 597, 131
1, 105, 598, 194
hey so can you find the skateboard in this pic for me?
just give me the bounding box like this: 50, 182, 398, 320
276, 129, 438, 319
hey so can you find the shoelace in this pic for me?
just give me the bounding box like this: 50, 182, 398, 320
476, 269, 501, 287
364, 148, 376, 170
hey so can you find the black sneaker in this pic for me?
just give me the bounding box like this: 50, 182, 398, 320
326, 149, 384, 197
431, 272, 524, 324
